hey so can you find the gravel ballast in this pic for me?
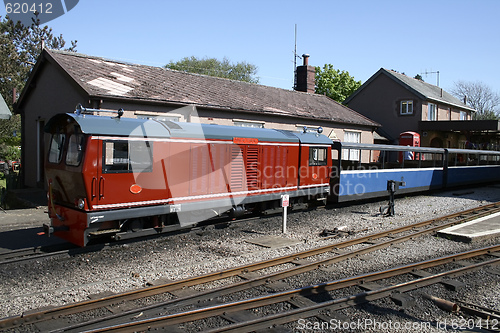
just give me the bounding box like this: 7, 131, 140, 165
0, 185, 499, 332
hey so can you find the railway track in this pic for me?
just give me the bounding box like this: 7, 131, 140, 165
70, 245, 500, 332
0, 243, 78, 265
1, 201, 499, 331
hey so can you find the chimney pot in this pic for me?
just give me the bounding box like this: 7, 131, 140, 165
295, 54, 315, 94
302, 54, 310, 66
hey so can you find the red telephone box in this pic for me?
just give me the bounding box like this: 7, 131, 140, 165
399, 132, 420, 161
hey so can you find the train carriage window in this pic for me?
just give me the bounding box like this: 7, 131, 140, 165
66, 134, 84, 166
48, 134, 65, 164
309, 147, 327, 166
103, 140, 153, 173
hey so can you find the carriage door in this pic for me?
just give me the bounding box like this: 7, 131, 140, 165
84, 137, 100, 210
300, 145, 330, 190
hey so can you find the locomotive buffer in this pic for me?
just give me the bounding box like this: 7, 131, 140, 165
381, 180, 406, 216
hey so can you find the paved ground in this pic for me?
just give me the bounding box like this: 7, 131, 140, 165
0, 188, 67, 251
439, 211, 500, 242
0, 207, 68, 251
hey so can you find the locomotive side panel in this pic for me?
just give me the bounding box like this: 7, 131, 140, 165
167, 141, 193, 200
189, 143, 211, 196
209, 143, 231, 194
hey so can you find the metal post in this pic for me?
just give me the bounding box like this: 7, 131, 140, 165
281, 195, 289, 233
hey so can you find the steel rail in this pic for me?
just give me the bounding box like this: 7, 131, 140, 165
458, 301, 500, 320
56, 205, 500, 332
208, 257, 500, 333
0, 243, 78, 264
1, 201, 499, 330
80, 245, 500, 332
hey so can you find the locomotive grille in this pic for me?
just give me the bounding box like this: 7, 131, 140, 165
246, 146, 259, 189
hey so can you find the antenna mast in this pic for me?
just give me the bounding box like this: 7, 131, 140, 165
421, 70, 440, 86
294, 24, 297, 90
293, 24, 302, 90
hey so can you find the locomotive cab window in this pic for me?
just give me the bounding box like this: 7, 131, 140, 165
103, 140, 153, 173
48, 134, 65, 164
66, 134, 84, 166
309, 147, 327, 166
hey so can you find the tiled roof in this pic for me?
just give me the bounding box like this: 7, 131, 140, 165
382, 69, 475, 111
44, 49, 378, 127
345, 68, 475, 112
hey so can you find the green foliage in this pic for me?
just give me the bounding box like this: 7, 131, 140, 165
0, 142, 20, 161
0, 113, 20, 144
315, 64, 361, 103
1, 15, 77, 110
0, 15, 76, 161
165, 56, 259, 84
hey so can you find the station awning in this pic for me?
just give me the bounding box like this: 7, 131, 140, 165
419, 120, 500, 132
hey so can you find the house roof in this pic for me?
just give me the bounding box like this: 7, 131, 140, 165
345, 68, 476, 112
0, 94, 12, 119
18, 49, 378, 128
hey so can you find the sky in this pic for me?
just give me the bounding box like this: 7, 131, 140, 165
2, 0, 499, 95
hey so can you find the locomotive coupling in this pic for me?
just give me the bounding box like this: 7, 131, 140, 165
43, 223, 53, 237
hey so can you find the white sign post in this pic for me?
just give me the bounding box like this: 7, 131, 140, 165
281, 195, 289, 233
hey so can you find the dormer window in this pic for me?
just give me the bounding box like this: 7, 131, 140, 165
400, 100, 413, 115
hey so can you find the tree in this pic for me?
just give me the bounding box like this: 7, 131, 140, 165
451, 80, 500, 120
315, 64, 361, 103
165, 56, 259, 84
0, 15, 77, 161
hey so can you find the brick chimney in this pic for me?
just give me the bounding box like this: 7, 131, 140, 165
295, 54, 315, 94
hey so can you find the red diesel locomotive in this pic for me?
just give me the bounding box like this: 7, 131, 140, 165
44, 108, 332, 246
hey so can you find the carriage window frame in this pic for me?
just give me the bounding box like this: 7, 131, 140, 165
66, 134, 85, 167
309, 147, 328, 166
48, 133, 66, 164
102, 139, 153, 174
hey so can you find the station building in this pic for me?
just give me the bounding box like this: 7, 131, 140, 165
15, 50, 379, 188
345, 68, 500, 150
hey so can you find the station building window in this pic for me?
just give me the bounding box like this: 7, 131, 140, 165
233, 120, 264, 128
428, 103, 437, 121
400, 100, 413, 115
344, 131, 361, 161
